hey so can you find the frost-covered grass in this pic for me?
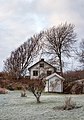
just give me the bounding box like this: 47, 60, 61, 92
0, 91, 84, 120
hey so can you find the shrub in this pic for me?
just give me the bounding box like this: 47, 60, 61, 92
0, 87, 8, 94
7, 84, 14, 90
16, 85, 22, 90
21, 89, 27, 97
63, 97, 76, 110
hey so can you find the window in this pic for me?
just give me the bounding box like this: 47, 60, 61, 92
47, 71, 52, 76
33, 70, 38, 76
40, 63, 44, 67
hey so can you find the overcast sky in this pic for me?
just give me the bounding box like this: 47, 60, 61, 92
0, 0, 84, 71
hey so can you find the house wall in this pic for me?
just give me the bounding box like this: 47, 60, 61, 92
30, 61, 55, 79
45, 76, 63, 92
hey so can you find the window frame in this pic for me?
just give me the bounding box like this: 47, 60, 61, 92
47, 70, 52, 76
33, 70, 38, 76
40, 63, 44, 67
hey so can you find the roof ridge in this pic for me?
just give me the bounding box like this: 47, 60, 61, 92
28, 59, 56, 70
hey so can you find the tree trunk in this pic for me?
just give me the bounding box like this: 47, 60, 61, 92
36, 97, 40, 103
33, 92, 41, 103
59, 53, 63, 76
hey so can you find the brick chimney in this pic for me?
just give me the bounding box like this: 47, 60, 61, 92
41, 58, 44, 61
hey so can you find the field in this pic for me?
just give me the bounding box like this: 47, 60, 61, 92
0, 91, 84, 120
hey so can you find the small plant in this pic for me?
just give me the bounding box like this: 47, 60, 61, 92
53, 96, 82, 111
21, 87, 27, 97
21, 91, 27, 97
63, 96, 76, 110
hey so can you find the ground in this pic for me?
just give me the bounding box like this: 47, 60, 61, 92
0, 91, 84, 120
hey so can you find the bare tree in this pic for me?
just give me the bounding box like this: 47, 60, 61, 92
28, 79, 45, 103
77, 39, 84, 69
4, 32, 44, 80
45, 23, 76, 75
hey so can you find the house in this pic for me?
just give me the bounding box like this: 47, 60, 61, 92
45, 73, 65, 93
28, 59, 65, 93
28, 59, 56, 79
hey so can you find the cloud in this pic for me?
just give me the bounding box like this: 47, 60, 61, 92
33, 0, 84, 40
0, 0, 84, 71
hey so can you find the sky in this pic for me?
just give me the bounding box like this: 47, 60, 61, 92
0, 0, 84, 71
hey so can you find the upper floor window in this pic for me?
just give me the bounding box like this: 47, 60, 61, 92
47, 70, 52, 76
33, 70, 38, 76
40, 63, 44, 67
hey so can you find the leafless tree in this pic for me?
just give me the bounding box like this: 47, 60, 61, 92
28, 79, 45, 103
77, 39, 84, 69
45, 23, 76, 75
4, 32, 44, 80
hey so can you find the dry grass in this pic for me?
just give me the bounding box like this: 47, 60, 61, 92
63, 97, 76, 110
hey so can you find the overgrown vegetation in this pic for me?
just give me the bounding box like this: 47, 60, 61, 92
63, 70, 84, 94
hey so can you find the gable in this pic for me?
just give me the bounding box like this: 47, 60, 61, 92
45, 73, 65, 81
28, 59, 56, 71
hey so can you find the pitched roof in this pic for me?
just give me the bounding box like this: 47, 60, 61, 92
45, 73, 65, 81
28, 59, 56, 70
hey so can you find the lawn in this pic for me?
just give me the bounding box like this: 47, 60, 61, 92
0, 91, 84, 120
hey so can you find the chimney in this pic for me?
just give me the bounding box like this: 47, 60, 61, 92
41, 58, 44, 61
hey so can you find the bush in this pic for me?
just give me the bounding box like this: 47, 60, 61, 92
21, 90, 27, 97
0, 87, 8, 94
53, 96, 82, 111
63, 97, 76, 110
16, 85, 22, 90
7, 84, 14, 90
